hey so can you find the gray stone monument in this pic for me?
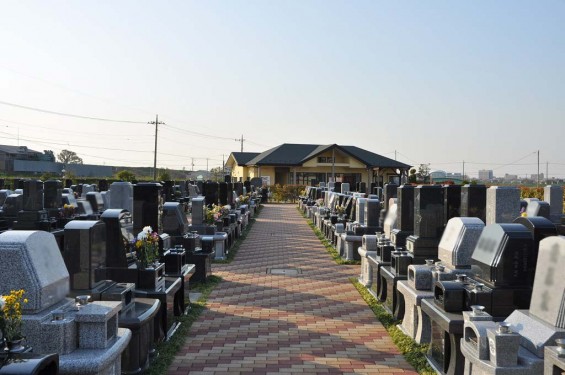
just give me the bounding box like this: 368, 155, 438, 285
486, 186, 521, 225
397, 217, 484, 343
109, 182, 133, 213
544, 185, 564, 224
461, 235, 565, 375
0, 230, 131, 375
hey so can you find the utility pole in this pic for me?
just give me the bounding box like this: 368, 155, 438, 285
148, 114, 165, 181
394, 150, 397, 160
235, 135, 245, 152
191, 158, 194, 172
462, 161, 465, 181
206, 158, 209, 171
537, 150, 540, 188
546, 161, 549, 182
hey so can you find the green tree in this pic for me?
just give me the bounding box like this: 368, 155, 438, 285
158, 169, 171, 181
209, 167, 225, 182
408, 168, 417, 183
416, 163, 430, 183
116, 170, 136, 182
57, 149, 83, 164
43, 150, 55, 162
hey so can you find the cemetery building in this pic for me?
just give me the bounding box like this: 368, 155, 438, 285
226, 143, 411, 186
0, 145, 53, 172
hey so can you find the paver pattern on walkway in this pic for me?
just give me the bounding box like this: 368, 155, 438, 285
169, 204, 417, 374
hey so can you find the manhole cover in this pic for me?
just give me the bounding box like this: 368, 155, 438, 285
266, 267, 302, 275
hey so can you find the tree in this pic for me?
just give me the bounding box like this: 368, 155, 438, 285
408, 168, 417, 183
209, 167, 224, 182
158, 169, 171, 181
116, 170, 136, 182
416, 163, 431, 183
43, 150, 55, 162
57, 149, 83, 164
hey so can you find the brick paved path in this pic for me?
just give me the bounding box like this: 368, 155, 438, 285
168, 204, 417, 374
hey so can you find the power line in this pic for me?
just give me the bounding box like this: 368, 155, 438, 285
0, 100, 146, 123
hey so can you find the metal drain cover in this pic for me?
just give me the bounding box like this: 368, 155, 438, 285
266, 267, 302, 275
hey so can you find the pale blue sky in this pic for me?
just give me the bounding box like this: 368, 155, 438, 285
0, 1, 563, 178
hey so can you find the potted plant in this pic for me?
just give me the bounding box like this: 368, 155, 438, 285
0, 289, 28, 352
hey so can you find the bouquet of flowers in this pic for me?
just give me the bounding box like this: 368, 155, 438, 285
315, 198, 324, 207
134, 226, 160, 268
239, 194, 250, 204
335, 205, 346, 215
205, 204, 230, 225
60, 204, 75, 218
0, 289, 28, 342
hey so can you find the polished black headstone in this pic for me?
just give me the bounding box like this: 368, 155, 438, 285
204, 181, 219, 206
471, 223, 534, 288
227, 182, 234, 205
243, 180, 251, 192
63, 220, 107, 290
443, 185, 461, 226
98, 179, 109, 192
414, 185, 444, 238
133, 182, 162, 235
22, 180, 44, 211
234, 182, 244, 196
396, 184, 415, 232
334, 182, 342, 193
101, 209, 135, 268
65, 179, 73, 188
162, 181, 175, 202
44, 180, 63, 211
359, 182, 367, 194
461, 184, 486, 222
383, 183, 398, 211
3, 194, 22, 216
218, 182, 228, 205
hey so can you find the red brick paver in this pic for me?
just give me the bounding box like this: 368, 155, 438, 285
168, 204, 417, 375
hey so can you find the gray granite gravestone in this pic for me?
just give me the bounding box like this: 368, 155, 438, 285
461, 236, 565, 375
397, 217, 484, 343
544, 185, 564, 224
486, 186, 521, 225
109, 182, 133, 213
0, 230, 131, 375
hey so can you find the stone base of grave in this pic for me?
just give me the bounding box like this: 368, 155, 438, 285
357, 248, 377, 287
544, 345, 565, 375
460, 341, 543, 375
396, 280, 434, 343
59, 328, 132, 375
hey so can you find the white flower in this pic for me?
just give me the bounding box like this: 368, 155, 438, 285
0, 296, 5, 309
137, 226, 153, 240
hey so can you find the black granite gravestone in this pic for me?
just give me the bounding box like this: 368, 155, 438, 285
390, 184, 415, 249
443, 185, 461, 226
133, 182, 163, 235
44, 180, 63, 216
461, 184, 486, 222
218, 182, 228, 205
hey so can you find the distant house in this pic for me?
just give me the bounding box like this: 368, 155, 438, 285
0, 145, 52, 172
225, 143, 411, 186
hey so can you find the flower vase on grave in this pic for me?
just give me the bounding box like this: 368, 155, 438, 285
5, 338, 27, 353
215, 221, 223, 232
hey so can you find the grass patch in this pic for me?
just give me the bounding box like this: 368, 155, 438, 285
146, 275, 222, 375
213, 205, 262, 264
350, 278, 435, 374
297, 206, 360, 265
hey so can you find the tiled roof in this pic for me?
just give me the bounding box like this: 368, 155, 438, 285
242, 143, 411, 169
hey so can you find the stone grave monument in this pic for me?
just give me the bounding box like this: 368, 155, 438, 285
0, 230, 131, 374
461, 235, 565, 375
396, 217, 484, 344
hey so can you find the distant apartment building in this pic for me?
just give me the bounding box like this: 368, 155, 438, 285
530, 173, 544, 181
504, 173, 518, 182
478, 169, 493, 180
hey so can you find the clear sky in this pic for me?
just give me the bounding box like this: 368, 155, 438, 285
1, 1, 563, 178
